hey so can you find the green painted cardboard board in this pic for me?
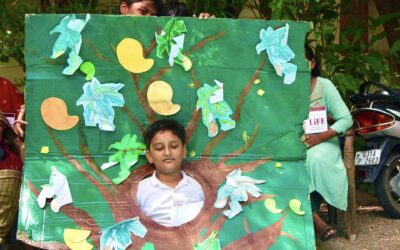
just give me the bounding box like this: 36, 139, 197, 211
19, 14, 314, 249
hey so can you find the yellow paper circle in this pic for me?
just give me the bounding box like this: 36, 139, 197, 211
117, 38, 154, 73
41, 97, 79, 130
147, 80, 181, 116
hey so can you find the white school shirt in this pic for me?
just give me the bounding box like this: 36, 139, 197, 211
136, 171, 205, 227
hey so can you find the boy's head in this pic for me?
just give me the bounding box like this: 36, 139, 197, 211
159, 0, 191, 17
143, 119, 186, 174
120, 0, 160, 16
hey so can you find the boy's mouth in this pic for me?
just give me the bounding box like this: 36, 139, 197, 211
163, 158, 174, 163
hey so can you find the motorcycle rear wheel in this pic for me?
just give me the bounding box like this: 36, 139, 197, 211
376, 153, 400, 218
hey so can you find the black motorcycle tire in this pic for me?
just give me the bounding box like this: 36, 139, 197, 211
375, 153, 400, 219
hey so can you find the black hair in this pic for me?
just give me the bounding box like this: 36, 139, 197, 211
159, 0, 191, 17
143, 119, 186, 148
304, 44, 320, 77
120, 0, 162, 15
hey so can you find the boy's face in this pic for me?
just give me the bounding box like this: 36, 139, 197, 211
145, 130, 186, 175
120, 1, 157, 16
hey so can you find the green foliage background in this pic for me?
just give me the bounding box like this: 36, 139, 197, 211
1, 0, 399, 98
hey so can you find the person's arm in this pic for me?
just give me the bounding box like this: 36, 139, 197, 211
323, 79, 353, 134
305, 79, 353, 148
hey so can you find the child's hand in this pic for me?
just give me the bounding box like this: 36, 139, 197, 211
14, 119, 28, 138
13, 104, 27, 138
194, 13, 216, 19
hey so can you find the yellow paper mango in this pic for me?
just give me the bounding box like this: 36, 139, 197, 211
64, 229, 93, 250
41, 97, 79, 130
264, 198, 283, 214
117, 38, 154, 73
147, 81, 181, 115
289, 199, 305, 215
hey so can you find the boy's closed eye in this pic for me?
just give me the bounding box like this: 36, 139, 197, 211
152, 142, 180, 151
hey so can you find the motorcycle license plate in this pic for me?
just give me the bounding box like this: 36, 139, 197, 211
355, 149, 382, 166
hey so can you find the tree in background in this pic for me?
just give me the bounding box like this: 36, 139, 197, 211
1, 0, 399, 98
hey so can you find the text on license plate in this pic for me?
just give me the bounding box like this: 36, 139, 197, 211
355, 149, 381, 166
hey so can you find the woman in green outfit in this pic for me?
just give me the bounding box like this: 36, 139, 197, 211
304, 45, 353, 241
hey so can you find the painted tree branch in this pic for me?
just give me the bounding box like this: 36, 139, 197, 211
218, 124, 260, 165
85, 38, 114, 62
233, 57, 266, 121
144, 37, 157, 57
224, 212, 287, 249
217, 157, 270, 173
47, 126, 116, 216
185, 68, 202, 142
202, 57, 266, 156
25, 180, 101, 248
130, 73, 156, 122
186, 31, 225, 55
78, 125, 116, 191
139, 66, 172, 98
122, 106, 145, 132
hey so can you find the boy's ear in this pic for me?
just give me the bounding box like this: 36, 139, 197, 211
120, 2, 129, 15
310, 58, 316, 70
183, 144, 187, 158
145, 150, 154, 164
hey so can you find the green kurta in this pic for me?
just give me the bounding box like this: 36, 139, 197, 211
306, 77, 353, 210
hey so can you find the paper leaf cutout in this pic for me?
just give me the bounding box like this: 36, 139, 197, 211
41, 97, 79, 131
156, 19, 192, 71
264, 198, 283, 214
214, 169, 265, 219
194, 231, 221, 250
50, 14, 90, 75
117, 38, 154, 73
197, 80, 235, 137
147, 80, 181, 115
141, 243, 155, 250
256, 23, 297, 84
63, 51, 83, 75
37, 167, 73, 213
80, 61, 96, 80
64, 229, 93, 250
76, 77, 125, 131
102, 134, 146, 185
289, 199, 305, 215
100, 218, 147, 250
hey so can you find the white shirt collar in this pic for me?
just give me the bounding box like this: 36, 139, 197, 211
150, 171, 189, 189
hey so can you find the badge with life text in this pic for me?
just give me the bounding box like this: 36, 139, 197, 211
303, 107, 328, 134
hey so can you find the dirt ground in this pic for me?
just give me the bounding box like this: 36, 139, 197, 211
317, 189, 400, 250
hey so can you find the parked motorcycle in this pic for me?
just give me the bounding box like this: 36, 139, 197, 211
350, 81, 400, 218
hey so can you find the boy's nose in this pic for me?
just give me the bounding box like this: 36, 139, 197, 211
164, 147, 171, 156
